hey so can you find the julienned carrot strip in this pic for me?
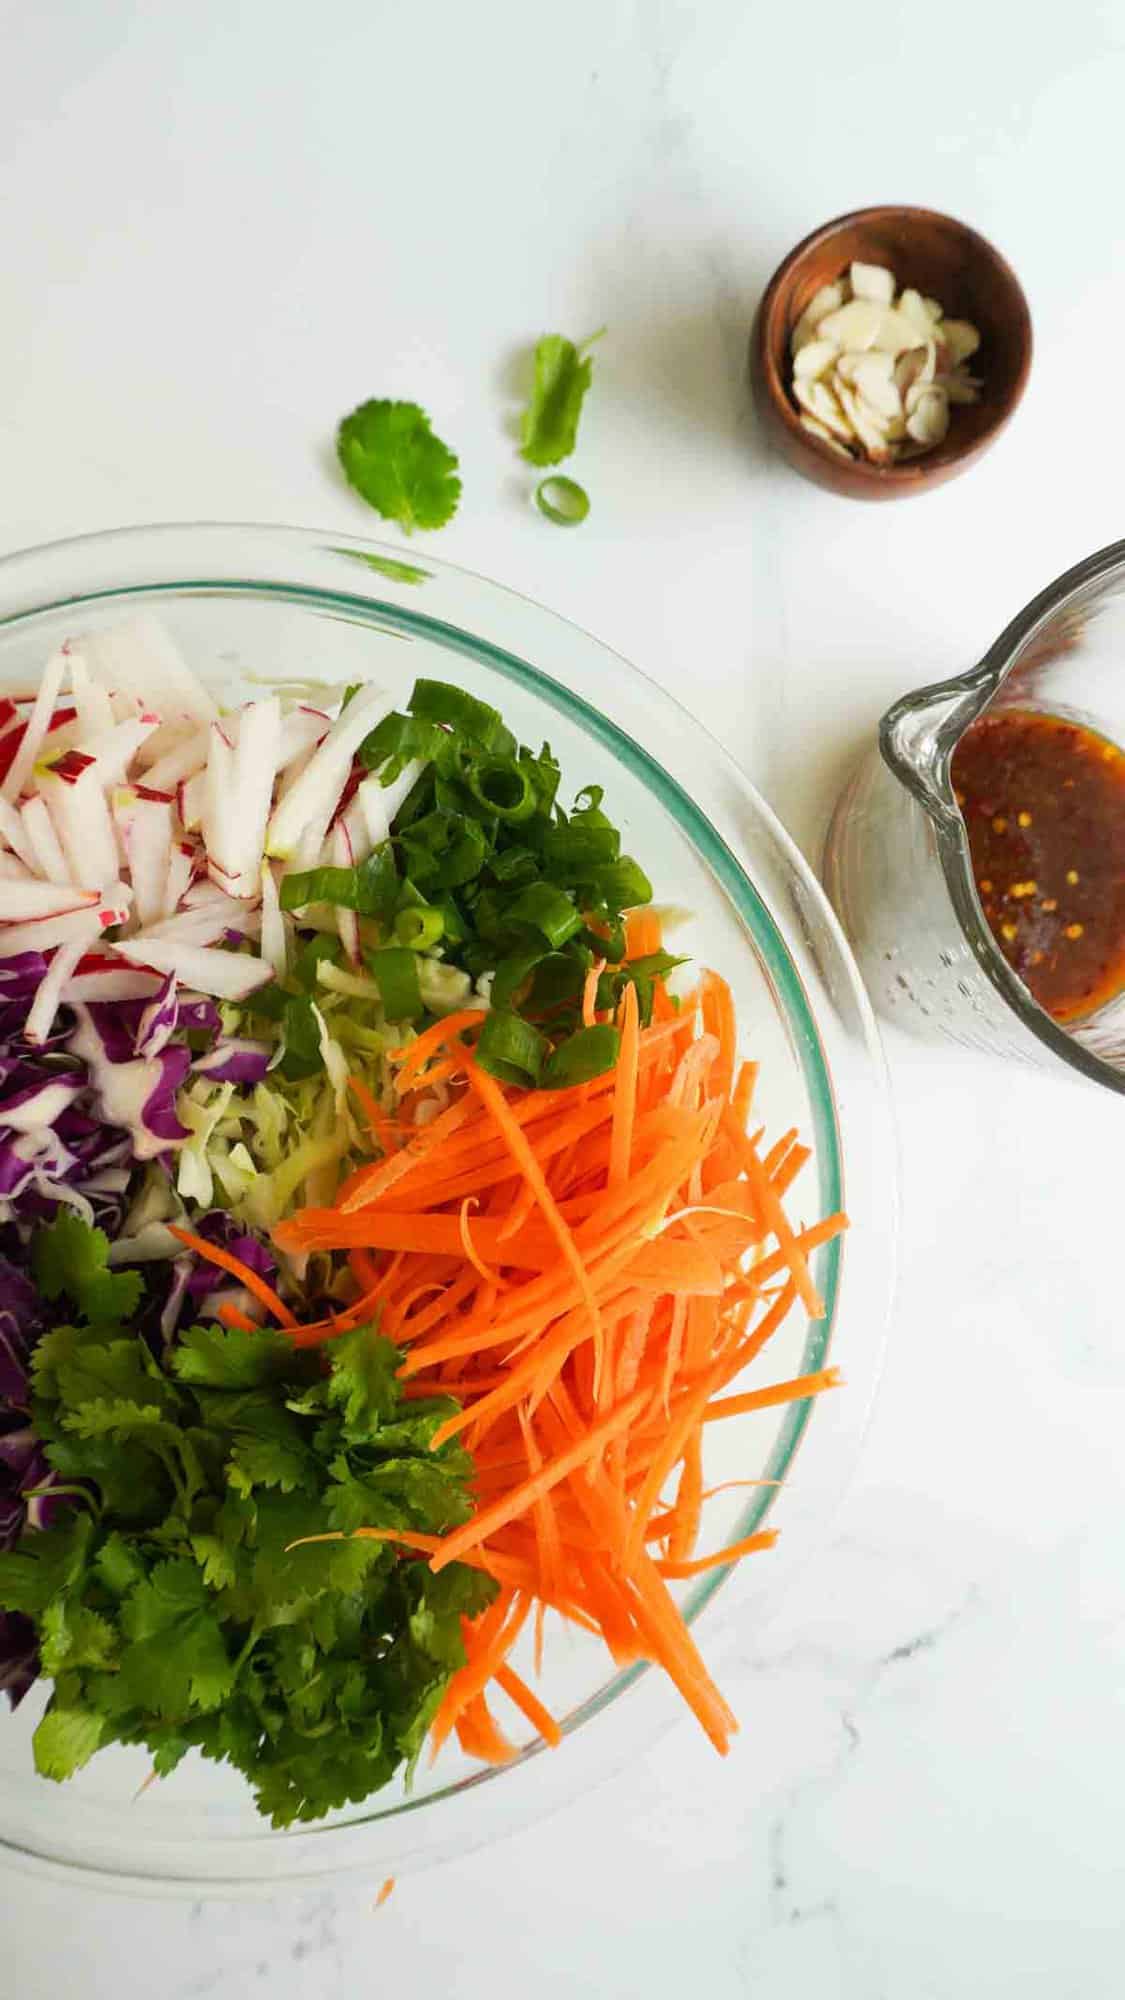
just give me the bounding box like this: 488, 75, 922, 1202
277, 969, 851, 1772
388, 1008, 488, 1082
719, 1105, 824, 1317
495, 1663, 563, 1746
656, 1528, 778, 1579
168, 1226, 299, 1330
466, 1060, 604, 1362
702, 1365, 842, 1424
624, 908, 663, 959
215, 1300, 260, 1332
609, 981, 640, 1190
429, 1391, 649, 1572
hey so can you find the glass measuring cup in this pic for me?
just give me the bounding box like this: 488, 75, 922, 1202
823, 539, 1125, 1093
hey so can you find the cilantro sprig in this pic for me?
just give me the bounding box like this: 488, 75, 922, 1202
0, 1220, 493, 1827
336, 400, 462, 534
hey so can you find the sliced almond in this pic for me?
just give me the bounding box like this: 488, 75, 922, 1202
793, 337, 839, 381
836, 381, 892, 459
922, 297, 945, 322
798, 413, 853, 459
942, 367, 982, 406
851, 355, 903, 420
897, 288, 935, 336
849, 260, 895, 306
894, 341, 937, 396
905, 385, 950, 446
816, 299, 889, 351
869, 306, 929, 356
790, 281, 847, 353
942, 319, 981, 365
794, 376, 855, 442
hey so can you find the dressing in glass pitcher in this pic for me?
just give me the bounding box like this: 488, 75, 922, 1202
823, 540, 1125, 1093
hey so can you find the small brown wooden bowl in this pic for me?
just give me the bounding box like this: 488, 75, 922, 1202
749, 205, 1032, 500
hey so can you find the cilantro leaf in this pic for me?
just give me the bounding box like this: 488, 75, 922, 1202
0, 1514, 95, 1616
118, 1560, 235, 1717
33, 1703, 104, 1780
336, 400, 461, 534
40, 1601, 117, 1677
321, 1324, 400, 1438
32, 1214, 143, 1324
172, 1323, 297, 1392
519, 330, 603, 468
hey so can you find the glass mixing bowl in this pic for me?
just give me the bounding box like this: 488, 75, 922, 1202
0, 525, 896, 1894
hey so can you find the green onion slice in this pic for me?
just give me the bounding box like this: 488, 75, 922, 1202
534, 476, 590, 526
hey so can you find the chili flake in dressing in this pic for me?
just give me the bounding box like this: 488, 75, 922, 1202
951, 708, 1125, 1023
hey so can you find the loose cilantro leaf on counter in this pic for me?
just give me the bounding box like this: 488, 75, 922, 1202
336, 400, 462, 533
520, 329, 604, 468
0, 1219, 493, 1827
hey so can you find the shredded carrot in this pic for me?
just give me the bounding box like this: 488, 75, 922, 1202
375, 1877, 396, 1909
495, 1662, 562, 1746
168, 1226, 299, 1330
277, 970, 849, 1766
624, 908, 664, 960
215, 1300, 260, 1332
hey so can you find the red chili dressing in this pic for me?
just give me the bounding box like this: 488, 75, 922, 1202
950, 707, 1125, 1024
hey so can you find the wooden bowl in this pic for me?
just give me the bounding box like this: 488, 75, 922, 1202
749, 205, 1032, 500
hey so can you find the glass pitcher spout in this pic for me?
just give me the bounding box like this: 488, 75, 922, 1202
824, 538, 1125, 1092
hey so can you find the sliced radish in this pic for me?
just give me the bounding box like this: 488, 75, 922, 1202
113, 788, 174, 929
1, 650, 66, 802
66, 649, 115, 737
24, 921, 100, 1044
355, 761, 422, 849
163, 841, 195, 917
259, 860, 287, 977
265, 682, 390, 860
179, 771, 206, 831
77, 615, 218, 725
0, 879, 101, 922
0, 890, 130, 958
110, 934, 274, 1001
341, 795, 372, 867
142, 726, 210, 793
20, 795, 70, 881
330, 820, 361, 965
135, 720, 192, 772
277, 705, 329, 772
78, 715, 158, 788
0, 797, 47, 873
202, 697, 280, 897
61, 958, 164, 1003
0, 854, 32, 882
40, 765, 120, 890
137, 898, 258, 947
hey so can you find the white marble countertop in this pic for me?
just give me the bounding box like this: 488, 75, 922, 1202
4, 2, 1125, 1993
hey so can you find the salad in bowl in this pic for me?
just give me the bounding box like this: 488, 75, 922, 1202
0, 528, 888, 1885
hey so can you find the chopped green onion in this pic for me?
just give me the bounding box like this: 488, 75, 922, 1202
409, 679, 511, 750
358, 710, 450, 779
279, 845, 399, 919
465, 756, 538, 823
542, 820, 620, 877
503, 881, 584, 949
534, 476, 590, 526
489, 845, 539, 888
542, 1024, 619, 1086
475, 1009, 546, 1088
394, 905, 445, 951
399, 808, 491, 890
589, 856, 653, 911
490, 947, 547, 1013
365, 947, 425, 1021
